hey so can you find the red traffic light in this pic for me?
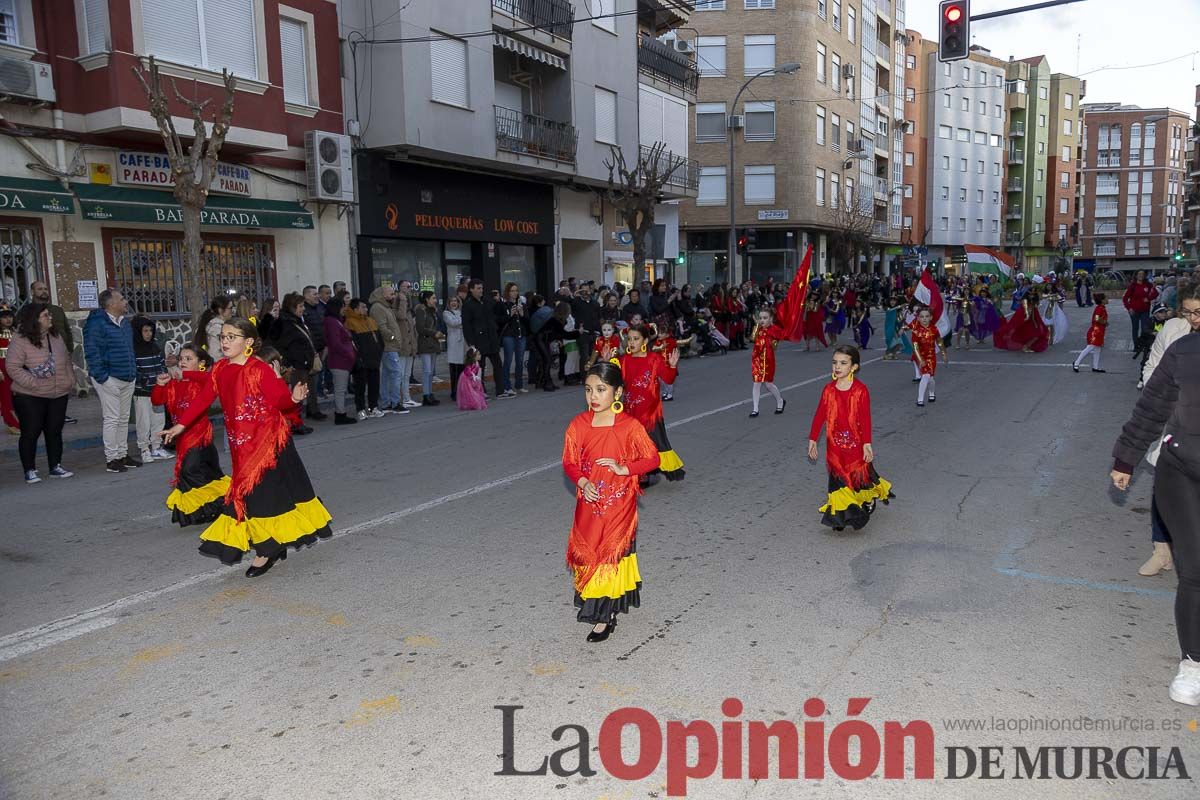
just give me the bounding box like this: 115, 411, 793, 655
944, 4, 962, 22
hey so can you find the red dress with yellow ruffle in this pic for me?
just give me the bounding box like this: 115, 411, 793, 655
562, 411, 661, 624
751, 323, 786, 382
619, 351, 684, 480
173, 358, 332, 563
808, 380, 894, 530
151, 371, 230, 527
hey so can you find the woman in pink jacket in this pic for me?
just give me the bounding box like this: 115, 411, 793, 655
7, 303, 76, 483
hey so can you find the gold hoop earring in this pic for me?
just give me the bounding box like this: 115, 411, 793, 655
244, 345, 254, 357
625, 346, 633, 355
609, 357, 621, 365
831, 372, 837, 381
640, 343, 647, 353
611, 400, 624, 414
197, 362, 206, 372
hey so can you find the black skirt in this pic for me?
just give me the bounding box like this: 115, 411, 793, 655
165, 443, 229, 527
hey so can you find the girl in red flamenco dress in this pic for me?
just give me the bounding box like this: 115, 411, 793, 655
162, 318, 332, 578
151, 345, 230, 526
618, 324, 683, 482
907, 307, 944, 407
807, 345, 894, 531
993, 293, 1050, 353
563, 362, 662, 643
802, 297, 827, 351
1072, 292, 1109, 373
748, 307, 788, 418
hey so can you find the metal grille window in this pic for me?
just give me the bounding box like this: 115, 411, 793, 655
110, 236, 274, 317
0, 224, 43, 306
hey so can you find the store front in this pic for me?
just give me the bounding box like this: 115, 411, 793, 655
357, 156, 554, 302
0, 177, 76, 304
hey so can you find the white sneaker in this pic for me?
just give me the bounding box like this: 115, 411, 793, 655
402, 399, 422, 408
150, 448, 171, 460
356, 410, 368, 421
518, 387, 529, 394
141, 450, 154, 463
368, 408, 386, 418
1169, 659, 1200, 706
24, 470, 40, 484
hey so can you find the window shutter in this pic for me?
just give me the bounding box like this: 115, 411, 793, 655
744, 165, 774, 203
663, 95, 688, 157
204, 0, 258, 77
639, 89, 663, 150
280, 18, 309, 105
594, 87, 617, 145
143, 0, 203, 68
431, 36, 469, 107
84, 0, 109, 54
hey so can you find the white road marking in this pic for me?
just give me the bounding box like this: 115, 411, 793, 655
2, 359, 863, 662
882, 359, 1082, 368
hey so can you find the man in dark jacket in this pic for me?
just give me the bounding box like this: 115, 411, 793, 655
462, 279, 504, 398
84, 288, 140, 472
303, 285, 329, 396
570, 283, 600, 368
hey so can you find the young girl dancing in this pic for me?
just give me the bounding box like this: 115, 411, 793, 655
1072, 292, 1108, 374
161, 318, 332, 577
908, 307, 942, 406
807, 345, 894, 531
618, 324, 683, 482
748, 307, 787, 418
563, 362, 661, 643
152, 345, 229, 526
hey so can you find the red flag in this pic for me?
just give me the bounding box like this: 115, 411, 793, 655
775, 244, 813, 341
915, 267, 952, 337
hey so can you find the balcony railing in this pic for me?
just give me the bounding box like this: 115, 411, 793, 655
1095, 183, 1120, 196
1009, 121, 1025, 137
1006, 207, 1023, 220
492, 0, 574, 40
875, 91, 891, 109
876, 42, 891, 63
494, 106, 578, 164
1094, 204, 1119, 218
877, 0, 892, 17
1007, 179, 1023, 192
872, 221, 890, 238
637, 36, 699, 95
1006, 233, 1023, 245
1007, 150, 1024, 164
1094, 245, 1117, 256
639, 144, 699, 192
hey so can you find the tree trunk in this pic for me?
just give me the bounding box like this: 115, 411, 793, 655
181, 204, 205, 329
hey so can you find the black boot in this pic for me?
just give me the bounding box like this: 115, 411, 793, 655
334, 412, 357, 425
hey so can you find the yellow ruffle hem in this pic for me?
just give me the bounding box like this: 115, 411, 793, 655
166, 476, 231, 514
577, 553, 642, 600
199, 497, 332, 553
819, 477, 894, 514
657, 449, 684, 473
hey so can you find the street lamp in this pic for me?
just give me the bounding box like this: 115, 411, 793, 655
728, 62, 801, 286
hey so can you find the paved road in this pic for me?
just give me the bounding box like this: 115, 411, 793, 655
1, 304, 1196, 799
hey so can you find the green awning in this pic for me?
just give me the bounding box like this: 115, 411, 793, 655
71, 184, 313, 230
0, 176, 75, 214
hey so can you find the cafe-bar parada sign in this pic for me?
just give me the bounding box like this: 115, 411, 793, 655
116, 151, 252, 197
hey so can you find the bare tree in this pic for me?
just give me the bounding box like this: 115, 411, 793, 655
133, 56, 237, 326
826, 187, 875, 273
603, 142, 685, 275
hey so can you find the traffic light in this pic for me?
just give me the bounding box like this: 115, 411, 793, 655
938, 0, 970, 63
746, 228, 757, 251
676, 250, 686, 265
736, 229, 748, 255
1173, 249, 1185, 263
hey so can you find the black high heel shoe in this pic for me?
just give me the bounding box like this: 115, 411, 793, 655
245, 549, 286, 578
586, 617, 617, 643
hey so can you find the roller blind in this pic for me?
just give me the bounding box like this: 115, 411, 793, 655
204, 0, 258, 77
141, 0, 256, 76
280, 18, 309, 105
430, 35, 469, 107
744, 165, 775, 204
639, 88, 663, 147
594, 87, 617, 145
662, 95, 688, 157
84, 0, 109, 54
142, 0, 202, 68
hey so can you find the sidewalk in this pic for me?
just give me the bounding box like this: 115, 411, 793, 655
0, 359, 458, 463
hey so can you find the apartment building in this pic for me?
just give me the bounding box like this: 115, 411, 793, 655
1078, 103, 1191, 272
1044, 73, 1084, 255
0, 0, 345, 332
1002, 56, 1053, 271
1184, 84, 1200, 266
680, 0, 907, 284
343, 0, 694, 298
910, 41, 1007, 263
899, 28, 927, 245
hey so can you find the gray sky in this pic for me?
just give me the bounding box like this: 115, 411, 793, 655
912, 0, 1200, 113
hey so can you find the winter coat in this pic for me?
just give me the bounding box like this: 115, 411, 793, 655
462, 295, 500, 355
392, 294, 418, 357
495, 300, 528, 339
83, 308, 136, 383
302, 300, 327, 351
1114, 333, 1200, 477
414, 304, 442, 355
345, 307, 383, 370
131, 315, 167, 397
368, 287, 403, 353
205, 316, 224, 359
443, 309, 465, 364
6, 332, 74, 399
322, 313, 357, 371
571, 296, 601, 334
270, 309, 317, 371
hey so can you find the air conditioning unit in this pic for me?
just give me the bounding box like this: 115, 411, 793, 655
0, 57, 55, 103
842, 63, 855, 79
672, 39, 695, 54
304, 131, 354, 202
727, 114, 744, 130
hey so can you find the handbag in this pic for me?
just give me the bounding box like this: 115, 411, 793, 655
311, 353, 323, 373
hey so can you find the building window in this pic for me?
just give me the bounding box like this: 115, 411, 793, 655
82, 0, 110, 54
832, 0, 842, 30
940, 216, 949, 231
1062, 146, 1071, 162
906, 54, 915, 69
960, 158, 967, 172
0, 0, 19, 45
744, 35, 775, 75
976, 189, 984, 203
1034, 196, 1042, 209
744, 101, 776, 141
697, 166, 727, 205
991, 219, 998, 232
816, 168, 826, 206
989, 134, 1000, 147
937, 125, 950, 140
1036, 168, 1044, 181
1065, 92, 1074, 109
977, 160, 984, 174
847, 7, 855, 42
142, 0, 259, 77
1060, 171, 1069, 188
831, 113, 841, 150
976, 218, 984, 232
279, 17, 311, 106
1063, 119, 1073, 136
959, 187, 967, 201
962, 66, 970, 82
816, 105, 826, 146
961, 97, 969, 112
992, 162, 1000, 176
940, 186, 949, 200
992, 191, 999, 203
903, 183, 913, 198
956, 128, 969, 142
696, 103, 727, 142
744, 0, 773, 7
818, 0, 826, 19
978, 100, 986, 115
905, 87, 915, 102
110, 235, 273, 317
830, 172, 840, 209
696, 36, 727, 77
745, 165, 775, 204
942, 155, 949, 170
942, 93, 951, 109
959, 217, 967, 231
904, 151, 913, 166
430, 34, 470, 108
831, 53, 841, 94
1037, 141, 1045, 154
594, 86, 618, 144
1038, 114, 1046, 127
974, 131, 986, 145
1059, 198, 1068, 213
1038, 86, 1048, 100
978, 70, 988, 84
592, 0, 616, 33
696, 0, 726, 8
943, 63, 951, 77
995, 104, 1002, 118
816, 42, 827, 83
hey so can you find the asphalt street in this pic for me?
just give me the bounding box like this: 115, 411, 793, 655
1, 303, 1196, 799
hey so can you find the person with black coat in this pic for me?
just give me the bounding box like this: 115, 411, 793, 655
570, 284, 601, 369
461, 280, 504, 399
270, 292, 321, 430
344, 298, 384, 418
534, 301, 578, 391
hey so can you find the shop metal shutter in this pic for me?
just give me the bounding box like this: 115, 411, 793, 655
83, 0, 108, 54
431, 35, 469, 107
142, 0, 202, 68
594, 87, 618, 145
204, 0, 258, 77
280, 18, 309, 105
